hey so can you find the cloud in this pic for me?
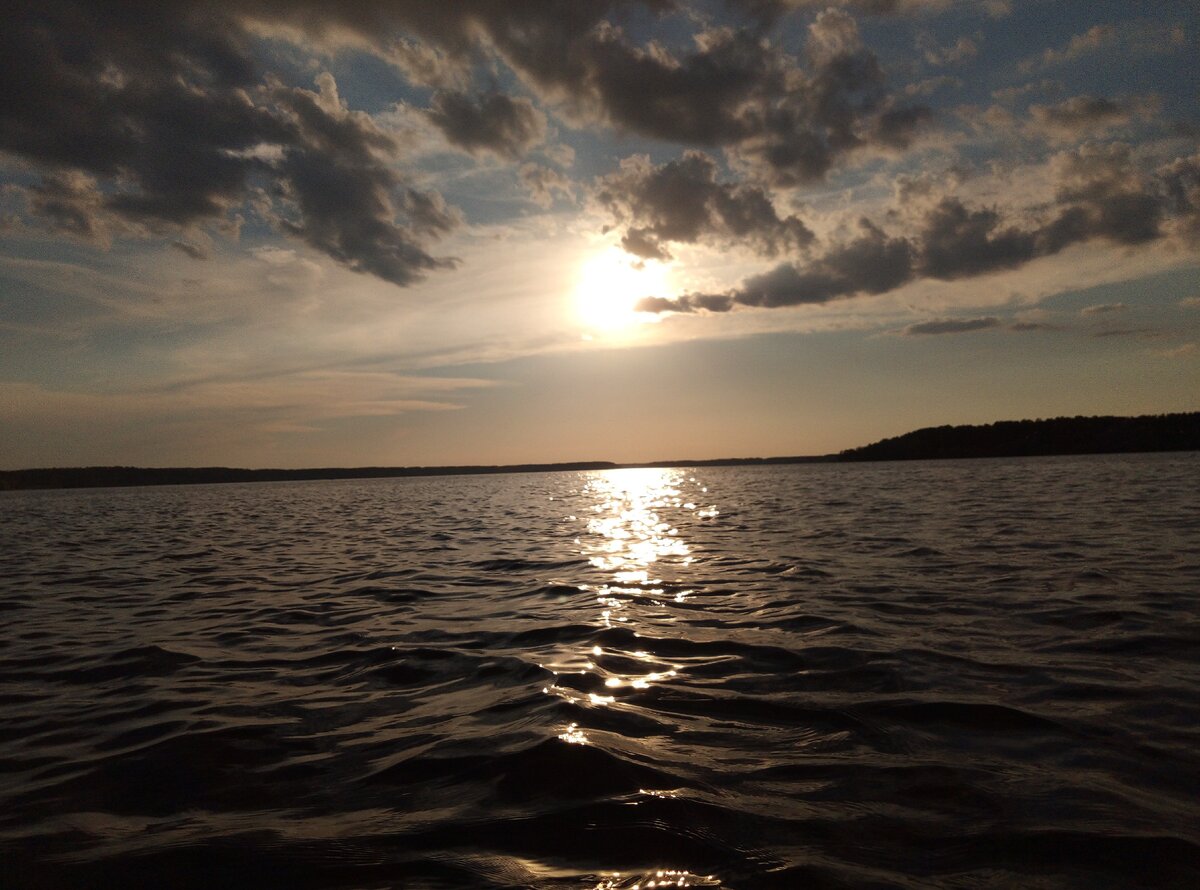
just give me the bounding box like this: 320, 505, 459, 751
1180, 296, 1200, 309
728, 0, 963, 18
2, 5, 459, 288
1159, 152, 1200, 242
0, 370, 500, 465
728, 10, 932, 185
520, 164, 576, 207
1009, 321, 1059, 331
1020, 21, 1188, 73
991, 79, 1063, 105
1041, 143, 1164, 248
916, 198, 1037, 278
278, 0, 928, 180
1027, 95, 1139, 142
1153, 342, 1196, 358
917, 33, 978, 67
1080, 302, 1126, 316
899, 316, 1001, 335
3, 0, 933, 288
636, 216, 911, 311
597, 151, 814, 261
268, 76, 460, 286
638, 141, 1195, 315
904, 75, 962, 98
335, 3, 925, 189
22, 171, 113, 245
1092, 327, 1156, 338
427, 91, 547, 159
170, 240, 210, 260
1020, 24, 1117, 72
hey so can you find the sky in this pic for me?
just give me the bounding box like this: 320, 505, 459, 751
2, 0, 1198, 469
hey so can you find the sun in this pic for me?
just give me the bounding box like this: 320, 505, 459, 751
574, 249, 669, 332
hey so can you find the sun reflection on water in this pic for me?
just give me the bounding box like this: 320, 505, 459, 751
544, 468, 723, 886
544, 467, 706, 715
591, 869, 722, 889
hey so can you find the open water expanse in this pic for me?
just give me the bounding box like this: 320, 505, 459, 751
2, 453, 1199, 888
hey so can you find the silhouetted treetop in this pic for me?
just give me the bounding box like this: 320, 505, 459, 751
838, 412, 1200, 462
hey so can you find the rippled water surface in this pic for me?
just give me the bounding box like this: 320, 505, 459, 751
3, 454, 1199, 888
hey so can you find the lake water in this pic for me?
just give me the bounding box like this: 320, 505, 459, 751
2, 454, 1199, 888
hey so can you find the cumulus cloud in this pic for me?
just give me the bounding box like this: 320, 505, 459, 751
2, 3, 459, 288
597, 151, 814, 261
427, 91, 547, 159
3, 0, 937, 288
1041, 143, 1164, 248
727, 9, 932, 185
268, 77, 460, 285
637, 216, 911, 311
310, 3, 926, 189
637, 141, 1195, 315
265, 0, 927, 179
916, 198, 1037, 278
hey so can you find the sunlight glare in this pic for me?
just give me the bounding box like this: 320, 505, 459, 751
575, 249, 668, 332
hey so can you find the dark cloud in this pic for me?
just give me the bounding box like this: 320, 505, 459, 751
274, 144, 455, 287
427, 91, 546, 159
729, 9, 931, 185
916, 198, 1037, 279
1042, 143, 1164, 247
900, 316, 1001, 335
3, 0, 930, 288
598, 151, 814, 261
635, 217, 911, 311
639, 141, 1193, 315
1, 3, 460, 287
268, 76, 459, 285
275, 1, 927, 187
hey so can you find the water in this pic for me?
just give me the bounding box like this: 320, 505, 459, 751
2, 454, 1198, 888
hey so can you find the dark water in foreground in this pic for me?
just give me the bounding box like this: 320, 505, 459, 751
2, 454, 1199, 888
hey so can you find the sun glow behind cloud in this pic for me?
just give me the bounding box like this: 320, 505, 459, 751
575, 250, 670, 334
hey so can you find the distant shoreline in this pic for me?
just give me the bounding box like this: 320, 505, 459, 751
2, 412, 1196, 491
